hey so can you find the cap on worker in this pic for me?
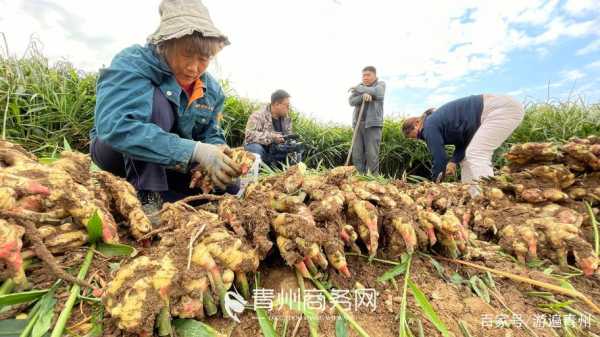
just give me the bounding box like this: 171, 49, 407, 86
148, 0, 230, 45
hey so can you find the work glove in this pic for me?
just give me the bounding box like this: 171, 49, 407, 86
192, 142, 241, 190
362, 93, 372, 102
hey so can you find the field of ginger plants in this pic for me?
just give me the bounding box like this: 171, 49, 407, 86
1, 135, 599, 337
1, 40, 600, 337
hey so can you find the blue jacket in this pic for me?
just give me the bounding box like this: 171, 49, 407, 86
418, 95, 483, 181
91, 44, 226, 170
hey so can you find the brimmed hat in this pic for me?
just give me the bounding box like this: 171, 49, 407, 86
147, 0, 230, 45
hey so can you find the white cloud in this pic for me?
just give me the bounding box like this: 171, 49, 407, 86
561, 69, 586, 81
503, 64, 600, 103
512, 0, 559, 25
576, 39, 600, 55
535, 47, 550, 58
424, 85, 461, 108
563, 0, 600, 16
0, 0, 158, 70
507, 88, 525, 96
1, 0, 598, 123
524, 16, 599, 46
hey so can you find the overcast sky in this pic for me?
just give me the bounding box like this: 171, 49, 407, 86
1, 0, 599, 124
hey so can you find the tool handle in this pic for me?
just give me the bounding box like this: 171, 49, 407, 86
345, 98, 366, 166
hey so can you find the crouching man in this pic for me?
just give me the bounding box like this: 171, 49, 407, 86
244, 90, 299, 167
90, 0, 240, 208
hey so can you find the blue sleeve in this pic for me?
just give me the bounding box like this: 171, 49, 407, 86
95, 67, 196, 167
199, 88, 226, 145
451, 145, 466, 163
423, 126, 447, 181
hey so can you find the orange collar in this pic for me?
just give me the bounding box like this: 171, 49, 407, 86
181, 79, 205, 108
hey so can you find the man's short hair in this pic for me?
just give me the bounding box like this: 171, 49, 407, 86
362, 66, 377, 74
271, 89, 290, 104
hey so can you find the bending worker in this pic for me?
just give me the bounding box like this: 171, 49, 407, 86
90, 0, 240, 208
402, 94, 524, 194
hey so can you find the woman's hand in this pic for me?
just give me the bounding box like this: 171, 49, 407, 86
192, 142, 241, 189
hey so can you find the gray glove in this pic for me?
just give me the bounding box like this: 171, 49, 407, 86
192, 142, 241, 190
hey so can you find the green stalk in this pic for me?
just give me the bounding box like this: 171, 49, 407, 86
345, 252, 400, 266
305, 258, 319, 276
282, 318, 289, 337
235, 272, 250, 300
584, 202, 599, 256
416, 319, 424, 337
2, 89, 10, 140
404, 321, 415, 337
0, 279, 15, 296
458, 320, 473, 337
157, 306, 172, 336
0, 260, 32, 296
311, 278, 370, 337
527, 292, 600, 324
19, 302, 42, 337
295, 269, 305, 300
206, 268, 228, 317
398, 254, 413, 337
50, 243, 95, 337
203, 291, 218, 316
17, 281, 60, 337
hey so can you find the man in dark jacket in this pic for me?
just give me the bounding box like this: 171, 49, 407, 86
402, 94, 524, 195
348, 66, 386, 174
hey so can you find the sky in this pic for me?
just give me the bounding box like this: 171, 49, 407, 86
1, 0, 599, 125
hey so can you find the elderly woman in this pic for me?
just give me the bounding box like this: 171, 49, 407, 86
90, 0, 239, 207
402, 94, 524, 194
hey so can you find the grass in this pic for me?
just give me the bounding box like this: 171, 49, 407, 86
49, 243, 95, 337
310, 277, 371, 337
0, 38, 96, 153
2, 39, 600, 178
584, 201, 600, 257
398, 254, 413, 337
438, 257, 600, 315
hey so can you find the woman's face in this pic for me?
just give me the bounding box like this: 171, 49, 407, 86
167, 46, 211, 86
407, 126, 420, 139
406, 119, 422, 139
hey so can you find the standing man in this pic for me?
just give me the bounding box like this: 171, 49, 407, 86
349, 66, 386, 174
244, 90, 293, 166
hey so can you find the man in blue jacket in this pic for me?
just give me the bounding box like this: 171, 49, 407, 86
90, 0, 240, 207
402, 94, 524, 195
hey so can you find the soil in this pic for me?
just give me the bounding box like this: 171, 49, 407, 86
3, 141, 600, 337
193, 254, 600, 337
7, 214, 600, 337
